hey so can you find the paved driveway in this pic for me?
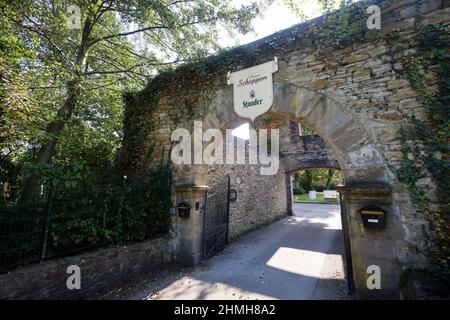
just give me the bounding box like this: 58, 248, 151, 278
102, 203, 349, 300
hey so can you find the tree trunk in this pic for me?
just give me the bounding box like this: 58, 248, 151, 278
35, 16, 92, 165
36, 80, 81, 163
305, 170, 313, 192
325, 169, 334, 189
19, 80, 81, 202
20, 18, 92, 203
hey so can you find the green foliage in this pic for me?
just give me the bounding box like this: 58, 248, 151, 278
47, 165, 172, 252
0, 5, 41, 169
320, 0, 370, 47
294, 168, 342, 192
283, 0, 370, 46
1, 0, 374, 269
0, 0, 271, 173
282, 0, 322, 21
396, 24, 450, 277
293, 187, 305, 195
300, 123, 315, 136
0, 164, 172, 270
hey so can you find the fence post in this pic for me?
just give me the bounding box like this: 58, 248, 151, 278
41, 179, 54, 262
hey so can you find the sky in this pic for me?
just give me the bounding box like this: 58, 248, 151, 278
232, 123, 250, 140
220, 0, 323, 47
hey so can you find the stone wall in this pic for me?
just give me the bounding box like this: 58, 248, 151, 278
282, 126, 340, 174
0, 236, 174, 299
120, 0, 450, 298
207, 157, 288, 240
205, 119, 336, 239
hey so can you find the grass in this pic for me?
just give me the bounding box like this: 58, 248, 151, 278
293, 192, 339, 204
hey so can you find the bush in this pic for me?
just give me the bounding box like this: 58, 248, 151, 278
0, 164, 172, 271
293, 187, 305, 195
45, 165, 172, 257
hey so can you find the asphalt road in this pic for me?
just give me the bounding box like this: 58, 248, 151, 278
115, 203, 349, 300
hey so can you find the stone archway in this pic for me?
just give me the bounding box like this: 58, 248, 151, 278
203, 82, 392, 185
175, 83, 400, 299
121, 77, 411, 300
120, 1, 450, 299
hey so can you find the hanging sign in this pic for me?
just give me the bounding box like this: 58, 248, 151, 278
227, 57, 278, 121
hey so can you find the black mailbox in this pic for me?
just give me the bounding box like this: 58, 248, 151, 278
360, 205, 386, 229
177, 201, 191, 218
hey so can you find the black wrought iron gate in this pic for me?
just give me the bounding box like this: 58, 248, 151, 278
202, 175, 230, 260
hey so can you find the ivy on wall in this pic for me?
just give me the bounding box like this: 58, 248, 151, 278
396, 24, 450, 281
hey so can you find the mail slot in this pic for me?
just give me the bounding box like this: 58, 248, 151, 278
177, 201, 191, 218
360, 206, 386, 229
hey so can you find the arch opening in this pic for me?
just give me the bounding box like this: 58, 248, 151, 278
184, 83, 396, 298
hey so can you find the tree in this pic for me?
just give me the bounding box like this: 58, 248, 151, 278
0, 0, 270, 200
282, 0, 334, 21
0, 4, 40, 184
325, 168, 334, 189
305, 170, 313, 191
282, 0, 358, 20
295, 168, 341, 191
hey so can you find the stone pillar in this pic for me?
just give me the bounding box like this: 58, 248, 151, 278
337, 183, 401, 299
286, 174, 293, 216
174, 164, 209, 266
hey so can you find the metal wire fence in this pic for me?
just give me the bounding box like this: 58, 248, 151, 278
0, 166, 172, 273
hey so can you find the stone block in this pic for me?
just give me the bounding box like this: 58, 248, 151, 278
303, 54, 317, 63
368, 123, 399, 143
291, 89, 324, 119
353, 70, 372, 82
352, 256, 402, 299
346, 145, 386, 167
364, 58, 384, 68
342, 54, 370, 65
398, 98, 420, 109
329, 78, 346, 85
393, 62, 404, 71
353, 238, 399, 261
375, 111, 404, 122
332, 127, 368, 155
310, 79, 328, 90
368, 46, 388, 58
387, 79, 410, 90
371, 63, 392, 75
420, 8, 450, 25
